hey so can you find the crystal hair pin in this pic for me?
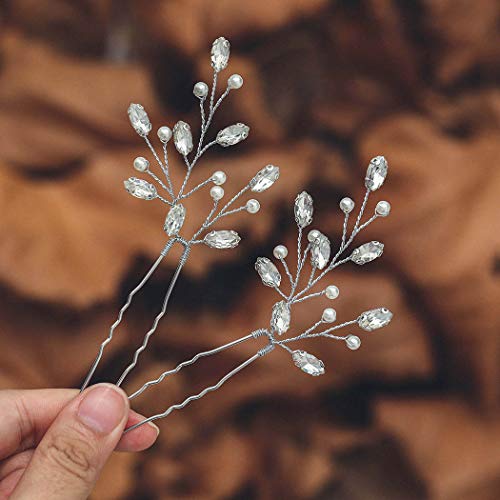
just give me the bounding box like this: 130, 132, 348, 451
80, 37, 393, 433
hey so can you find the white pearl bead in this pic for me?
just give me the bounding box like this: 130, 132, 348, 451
133, 156, 149, 172
375, 200, 391, 217
157, 126, 172, 143
325, 285, 339, 300
211, 170, 227, 185
210, 186, 224, 200
193, 82, 209, 98
307, 229, 321, 242
346, 335, 361, 350
322, 308, 337, 323
340, 197, 355, 214
246, 199, 260, 214
273, 245, 288, 259
227, 74, 243, 89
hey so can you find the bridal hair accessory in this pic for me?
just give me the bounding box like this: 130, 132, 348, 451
79, 37, 393, 433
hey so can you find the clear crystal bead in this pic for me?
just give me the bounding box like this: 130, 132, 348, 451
123, 177, 157, 200
173, 121, 193, 156
270, 301, 291, 335
365, 156, 388, 191
249, 165, 280, 192
292, 350, 325, 376
294, 191, 314, 228
211, 37, 230, 72
351, 241, 384, 265
358, 307, 393, 331
204, 230, 241, 249
216, 123, 249, 147
310, 233, 331, 270
255, 257, 281, 287
163, 204, 186, 236
128, 103, 151, 136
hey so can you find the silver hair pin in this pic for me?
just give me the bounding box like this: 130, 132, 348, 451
81, 37, 277, 392
124, 155, 392, 433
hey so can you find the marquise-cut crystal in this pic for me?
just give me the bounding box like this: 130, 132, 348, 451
250, 165, 280, 192
292, 350, 325, 376
358, 307, 393, 331
270, 301, 291, 335
365, 156, 388, 191
351, 241, 384, 265
173, 121, 193, 155
216, 123, 249, 147
255, 257, 281, 287
128, 103, 151, 136
163, 204, 186, 236
310, 233, 331, 270
124, 177, 157, 200
211, 37, 230, 72
294, 191, 314, 228
204, 230, 241, 249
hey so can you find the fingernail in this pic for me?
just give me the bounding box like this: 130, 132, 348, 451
78, 385, 127, 434
148, 422, 160, 437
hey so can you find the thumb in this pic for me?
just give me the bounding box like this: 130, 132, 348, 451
11, 383, 129, 500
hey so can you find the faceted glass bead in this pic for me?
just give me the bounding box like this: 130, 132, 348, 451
310, 233, 331, 270
358, 307, 393, 331
124, 177, 157, 200
173, 121, 193, 155
292, 350, 325, 376
211, 37, 230, 72
128, 103, 151, 136
270, 301, 291, 335
216, 123, 249, 147
163, 204, 186, 236
250, 165, 280, 192
255, 257, 281, 287
294, 191, 314, 228
204, 230, 241, 249
365, 156, 388, 191
351, 241, 384, 265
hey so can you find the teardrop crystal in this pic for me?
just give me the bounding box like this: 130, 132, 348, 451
173, 121, 193, 156
204, 230, 241, 249
351, 241, 384, 265
163, 204, 186, 236
294, 191, 314, 228
255, 257, 281, 287
249, 165, 280, 192
310, 232, 331, 270
365, 156, 388, 191
128, 103, 151, 136
211, 37, 230, 72
216, 123, 249, 147
292, 350, 325, 376
123, 177, 157, 200
270, 301, 291, 335
358, 307, 393, 331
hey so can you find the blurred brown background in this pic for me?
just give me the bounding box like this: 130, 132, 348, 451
0, 0, 499, 499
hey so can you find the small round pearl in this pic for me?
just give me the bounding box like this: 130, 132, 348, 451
322, 308, 337, 323
212, 171, 227, 185
157, 126, 172, 143
227, 74, 243, 90
307, 229, 321, 242
273, 245, 288, 259
375, 200, 391, 217
133, 156, 149, 172
346, 335, 361, 350
246, 199, 260, 214
193, 82, 209, 99
325, 285, 339, 300
210, 186, 224, 200
340, 197, 355, 214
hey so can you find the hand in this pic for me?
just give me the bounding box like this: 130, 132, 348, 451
0, 384, 159, 499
